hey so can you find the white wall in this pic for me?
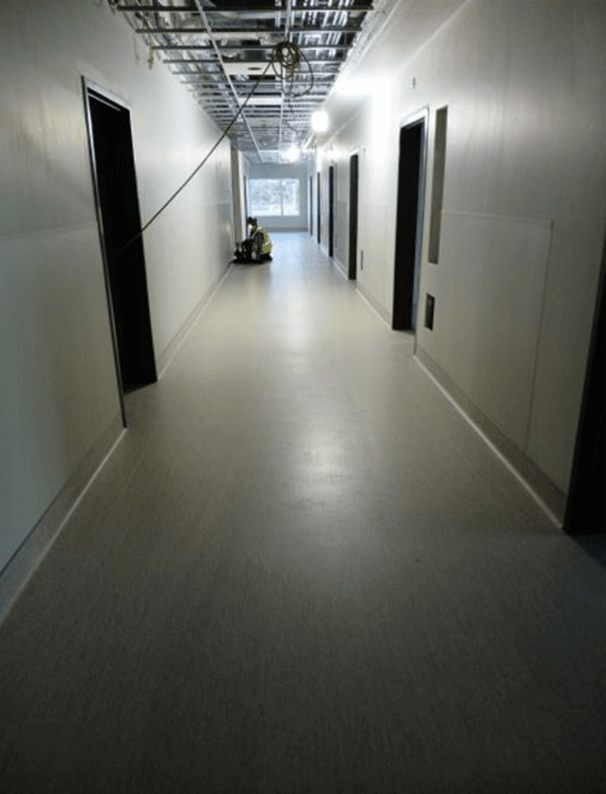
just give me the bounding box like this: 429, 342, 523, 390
246, 162, 309, 231
231, 148, 247, 245
316, 0, 606, 505
0, 0, 233, 573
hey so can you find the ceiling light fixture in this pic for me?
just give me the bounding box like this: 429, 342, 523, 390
311, 109, 330, 133
284, 145, 301, 162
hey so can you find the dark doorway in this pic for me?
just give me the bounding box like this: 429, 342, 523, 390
309, 175, 313, 236
317, 172, 321, 244
565, 238, 605, 539
84, 83, 157, 419
393, 118, 426, 330
348, 153, 359, 280
328, 165, 335, 258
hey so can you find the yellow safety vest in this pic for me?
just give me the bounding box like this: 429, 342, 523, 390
257, 227, 272, 255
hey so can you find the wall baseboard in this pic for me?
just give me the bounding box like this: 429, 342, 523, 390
333, 256, 348, 280
1, 261, 234, 627
0, 413, 125, 628
415, 346, 566, 526
356, 282, 392, 328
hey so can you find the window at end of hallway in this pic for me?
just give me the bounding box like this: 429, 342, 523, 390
249, 179, 300, 216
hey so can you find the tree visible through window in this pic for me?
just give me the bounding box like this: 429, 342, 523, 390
249, 179, 300, 216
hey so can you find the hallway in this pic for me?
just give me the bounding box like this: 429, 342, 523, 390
0, 233, 604, 792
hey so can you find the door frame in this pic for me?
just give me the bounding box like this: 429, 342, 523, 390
348, 149, 361, 280
82, 77, 128, 426
309, 174, 314, 236
328, 163, 335, 258
82, 77, 157, 423
392, 106, 429, 330
565, 233, 606, 537
317, 172, 321, 244
243, 175, 249, 221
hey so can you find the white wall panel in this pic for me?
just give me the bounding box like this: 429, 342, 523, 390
0, 225, 118, 572
317, 0, 606, 499
428, 212, 553, 449
0, 0, 234, 572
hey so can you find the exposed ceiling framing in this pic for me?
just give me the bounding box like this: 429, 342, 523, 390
111, 0, 376, 162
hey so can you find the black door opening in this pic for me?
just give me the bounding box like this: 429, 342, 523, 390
348, 153, 359, 280
328, 165, 335, 258
310, 175, 313, 236
393, 119, 426, 330
84, 84, 157, 415
565, 238, 605, 538
317, 172, 321, 244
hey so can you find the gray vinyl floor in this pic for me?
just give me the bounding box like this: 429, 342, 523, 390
0, 233, 604, 793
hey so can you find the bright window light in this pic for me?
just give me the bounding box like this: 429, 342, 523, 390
311, 109, 329, 133
248, 179, 300, 216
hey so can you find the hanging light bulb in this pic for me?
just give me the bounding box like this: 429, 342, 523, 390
311, 109, 329, 133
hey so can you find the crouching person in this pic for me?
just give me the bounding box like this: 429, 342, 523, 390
247, 216, 273, 262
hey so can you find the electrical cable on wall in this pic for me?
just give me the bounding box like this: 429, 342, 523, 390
111, 40, 315, 263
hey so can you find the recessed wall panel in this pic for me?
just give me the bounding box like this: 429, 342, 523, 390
432, 211, 553, 449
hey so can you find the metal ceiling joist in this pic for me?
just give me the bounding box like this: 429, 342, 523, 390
137, 27, 363, 36
116, 2, 373, 14
164, 59, 341, 69
191, 0, 264, 161
111, 0, 377, 160
151, 44, 352, 51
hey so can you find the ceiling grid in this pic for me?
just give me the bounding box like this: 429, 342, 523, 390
111, 0, 376, 162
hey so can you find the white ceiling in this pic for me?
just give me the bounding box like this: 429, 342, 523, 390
320, 0, 467, 143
